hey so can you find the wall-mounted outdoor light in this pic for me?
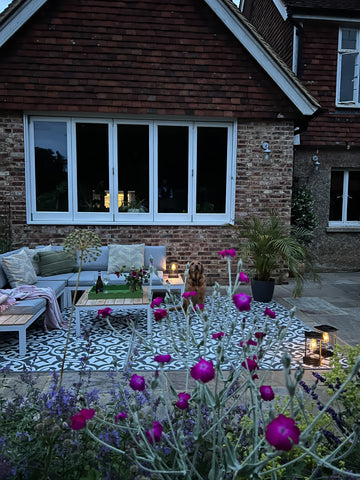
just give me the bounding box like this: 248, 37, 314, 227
312, 154, 320, 171
262, 142, 271, 161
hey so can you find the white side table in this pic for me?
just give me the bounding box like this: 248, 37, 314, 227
158, 274, 185, 295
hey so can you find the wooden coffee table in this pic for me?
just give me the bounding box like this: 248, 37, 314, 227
74, 287, 152, 336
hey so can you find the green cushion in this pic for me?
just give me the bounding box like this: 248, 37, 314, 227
37, 250, 76, 277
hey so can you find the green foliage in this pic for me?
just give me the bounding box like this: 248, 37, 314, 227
230, 212, 311, 296
291, 185, 318, 246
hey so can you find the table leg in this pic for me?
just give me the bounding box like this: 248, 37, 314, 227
75, 307, 81, 337
147, 306, 152, 335
19, 328, 26, 356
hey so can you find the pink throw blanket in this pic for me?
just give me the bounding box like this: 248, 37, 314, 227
0, 285, 65, 331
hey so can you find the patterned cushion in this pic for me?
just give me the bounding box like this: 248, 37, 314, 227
36, 250, 76, 277
24, 245, 52, 275
1, 249, 38, 288
107, 244, 145, 273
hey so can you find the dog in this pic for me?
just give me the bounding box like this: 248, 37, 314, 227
182, 260, 206, 312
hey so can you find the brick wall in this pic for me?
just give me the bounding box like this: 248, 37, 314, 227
294, 147, 360, 271
1, 113, 294, 283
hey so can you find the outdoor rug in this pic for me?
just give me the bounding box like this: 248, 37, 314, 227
0, 296, 331, 372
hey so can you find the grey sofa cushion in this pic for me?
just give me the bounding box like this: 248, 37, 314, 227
4, 298, 46, 315
1, 249, 38, 288
81, 246, 109, 271
144, 246, 166, 271
35, 280, 66, 297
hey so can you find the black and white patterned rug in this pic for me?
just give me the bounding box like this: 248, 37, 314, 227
0, 295, 329, 372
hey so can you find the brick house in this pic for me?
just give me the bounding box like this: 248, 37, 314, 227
0, 0, 320, 283
241, 0, 360, 271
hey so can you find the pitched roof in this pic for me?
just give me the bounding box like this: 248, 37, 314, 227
283, 0, 360, 16
0, 0, 321, 118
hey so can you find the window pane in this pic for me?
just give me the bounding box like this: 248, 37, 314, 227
339, 53, 356, 102
158, 126, 188, 213
341, 29, 357, 49
76, 123, 109, 212
34, 121, 68, 211
196, 127, 227, 213
329, 171, 344, 221
117, 124, 149, 212
348, 171, 360, 221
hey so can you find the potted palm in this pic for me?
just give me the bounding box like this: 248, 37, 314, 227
230, 212, 313, 301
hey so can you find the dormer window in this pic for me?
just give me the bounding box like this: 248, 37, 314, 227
336, 28, 360, 107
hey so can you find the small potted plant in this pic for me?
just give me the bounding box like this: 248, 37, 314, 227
230, 212, 313, 301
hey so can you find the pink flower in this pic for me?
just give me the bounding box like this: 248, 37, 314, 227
265, 414, 300, 451
154, 354, 172, 364
115, 412, 127, 422
146, 421, 163, 444
241, 356, 259, 372
190, 358, 215, 383
153, 309, 167, 322
239, 271, 249, 284
196, 304, 204, 311
150, 297, 163, 309
212, 332, 226, 340
260, 385, 275, 401
247, 338, 258, 346
69, 408, 95, 430
233, 293, 252, 312
182, 291, 196, 299
175, 392, 191, 410
264, 307, 276, 319
255, 331, 266, 340
218, 249, 236, 258
97, 307, 113, 318
129, 374, 146, 391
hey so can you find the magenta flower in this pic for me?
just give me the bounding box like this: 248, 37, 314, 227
265, 414, 301, 451
97, 307, 113, 318
239, 271, 249, 284
247, 338, 258, 346
175, 392, 191, 410
212, 331, 226, 340
69, 408, 95, 430
255, 331, 266, 340
153, 309, 167, 321
218, 249, 236, 258
260, 385, 275, 401
264, 307, 276, 319
129, 374, 146, 391
146, 421, 163, 444
190, 358, 215, 383
182, 291, 196, 299
241, 356, 259, 373
196, 304, 204, 311
154, 354, 172, 364
150, 297, 163, 309
115, 412, 127, 422
233, 293, 252, 312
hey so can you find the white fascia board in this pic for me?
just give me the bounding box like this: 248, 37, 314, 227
204, 0, 318, 116
272, 0, 287, 21
0, 0, 47, 48
292, 14, 360, 23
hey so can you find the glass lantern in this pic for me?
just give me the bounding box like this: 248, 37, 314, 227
303, 331, 323, 366
168, 262, 179, 278
315, 325, 338, 358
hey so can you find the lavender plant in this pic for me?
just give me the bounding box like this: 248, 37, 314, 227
73, 251, 360, 479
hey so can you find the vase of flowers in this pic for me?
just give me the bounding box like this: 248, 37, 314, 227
123, 266, 149, 292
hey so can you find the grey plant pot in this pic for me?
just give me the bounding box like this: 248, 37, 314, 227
251, 278, 275, 303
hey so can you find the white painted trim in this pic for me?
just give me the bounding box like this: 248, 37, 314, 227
203, 0, 318, 116
272, 0, 287, 21
292, 14, 360, 23
0, 0, 48, 48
